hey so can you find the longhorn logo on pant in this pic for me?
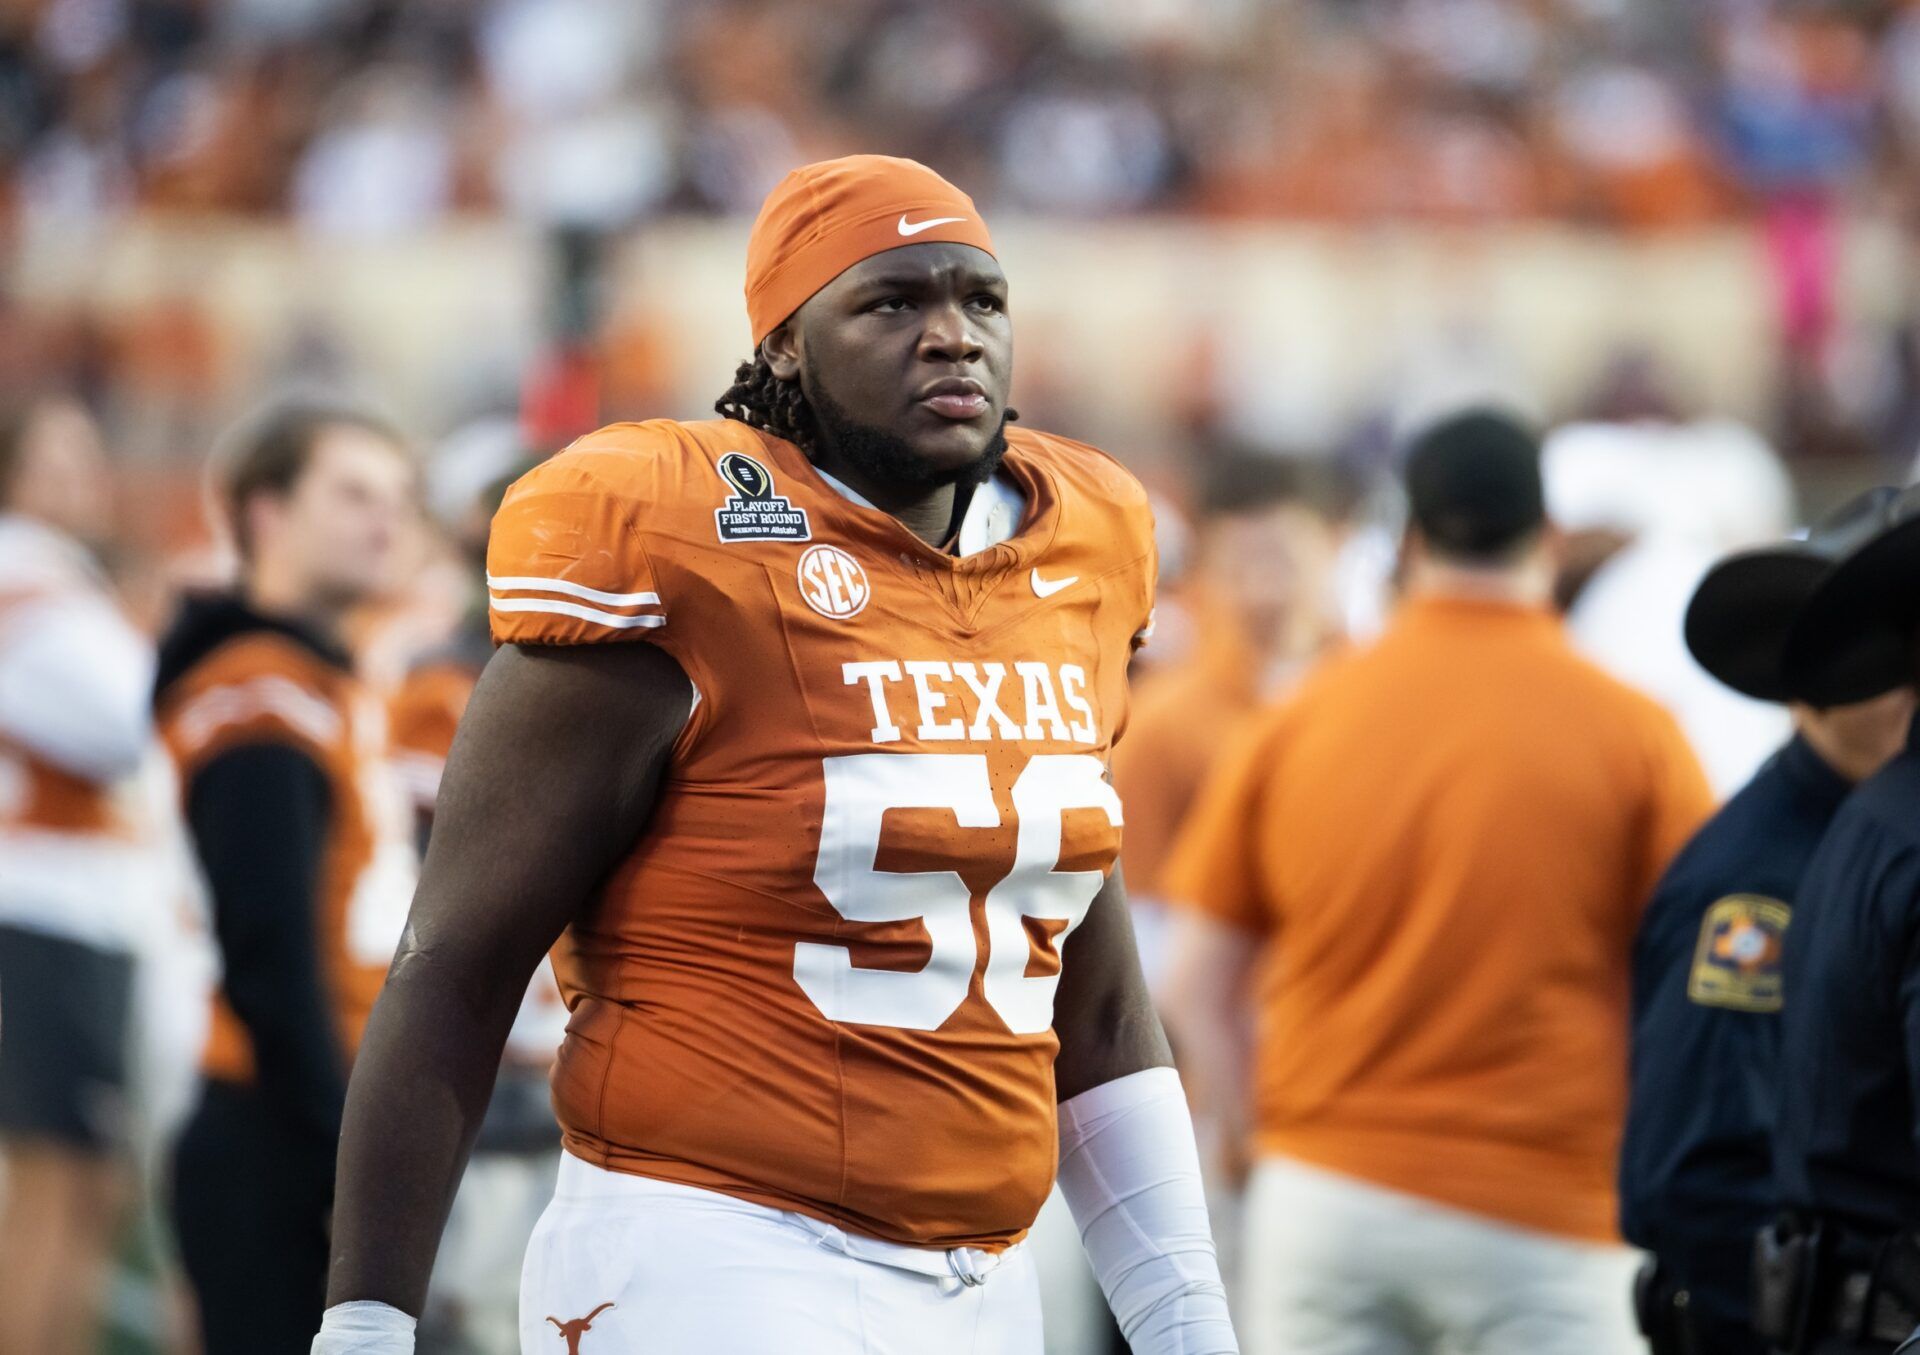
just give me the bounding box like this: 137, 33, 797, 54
547, 1302, 615, 1353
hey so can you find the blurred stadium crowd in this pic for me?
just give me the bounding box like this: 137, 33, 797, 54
1, 0, 1914, 227
4, 1, 1920, 507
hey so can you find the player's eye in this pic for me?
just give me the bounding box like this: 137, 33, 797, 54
969, 294, 1005, 314
869, 296, 911, 314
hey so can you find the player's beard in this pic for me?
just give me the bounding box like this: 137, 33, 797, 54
804, 364, 1012, 494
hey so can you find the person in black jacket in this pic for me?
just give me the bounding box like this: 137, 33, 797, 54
155, 398, 416, 1355
1623, 489, 1915, 1355
1745, 482, 1920, 1354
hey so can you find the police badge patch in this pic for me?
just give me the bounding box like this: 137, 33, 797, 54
713, 452, 811, 543
1688, 893, 1791, 1012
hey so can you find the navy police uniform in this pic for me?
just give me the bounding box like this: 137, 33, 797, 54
1624, 733, 1851, 1354
1767, 714, 1920, 1354
1639, 486, 1920, 1355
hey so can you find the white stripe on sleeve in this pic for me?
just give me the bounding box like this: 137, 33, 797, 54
485, 575, 661, 608
489, 597, 666, 630
172, 677, 344, 752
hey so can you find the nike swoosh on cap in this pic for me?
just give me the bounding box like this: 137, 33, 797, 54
898, 214, 967, 237
1031, 569, 1078, 598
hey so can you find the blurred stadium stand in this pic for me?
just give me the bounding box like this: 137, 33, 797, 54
0, 0, 1899, 227
0, 0, 1913, 511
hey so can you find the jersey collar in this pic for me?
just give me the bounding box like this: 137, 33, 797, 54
752, 428, 1059, 578
811, 466, 1025, 558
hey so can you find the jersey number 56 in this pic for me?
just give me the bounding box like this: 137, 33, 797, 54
795, 752, 1123, 1035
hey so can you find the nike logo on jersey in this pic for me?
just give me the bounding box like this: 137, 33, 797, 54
898, 214, 966, 236
1031, 569, 1078, 598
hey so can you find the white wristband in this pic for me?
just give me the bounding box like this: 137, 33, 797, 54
1057, 1066, 1240, 1354
311, 1300, 416, 1355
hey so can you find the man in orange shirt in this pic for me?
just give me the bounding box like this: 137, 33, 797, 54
1163, 408, 1713, 1355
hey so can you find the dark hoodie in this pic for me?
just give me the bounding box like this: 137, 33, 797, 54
156, 592, 353, 1152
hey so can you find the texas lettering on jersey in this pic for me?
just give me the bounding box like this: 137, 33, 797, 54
841, 659, 1099, 745
487, 417, 1156, 1251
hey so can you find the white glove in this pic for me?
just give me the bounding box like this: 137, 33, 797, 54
1057, 1066, 1240, 1354
311, 1300, 416, 1354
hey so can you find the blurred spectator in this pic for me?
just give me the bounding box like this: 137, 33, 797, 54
1621, 489, 1917, 1355
1546, 418, 1796, 794
292, 65, 454, 238
996, 64, 1175, 214
2, 0, 1920, 491
156, 398, 417, 1354
0, 0, 1905, 234
1716, 10, 1877, 395
1161, 409, 1713, 1355
1112, 452, 1351, 982
1759, 486, 1920, 1355
0, 395, 156, 1355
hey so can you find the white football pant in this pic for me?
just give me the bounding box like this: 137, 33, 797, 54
1240, 1156, 1643, 1355
520, 1153, 1043, 1355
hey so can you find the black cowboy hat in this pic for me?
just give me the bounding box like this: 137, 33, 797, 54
1780, 483, 1920, 707
1685, 486, 1903, 703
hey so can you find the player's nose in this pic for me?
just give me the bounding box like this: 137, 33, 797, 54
916, 300, 983, 366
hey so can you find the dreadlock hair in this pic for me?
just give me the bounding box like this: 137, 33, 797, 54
715, 354, 819, 461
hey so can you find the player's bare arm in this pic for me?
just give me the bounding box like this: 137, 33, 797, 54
1051, 865, 1172, 1099
323, 641, 691, 1318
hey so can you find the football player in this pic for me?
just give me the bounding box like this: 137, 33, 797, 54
314, 156, 1237, 1354
157, 399, 419, 1354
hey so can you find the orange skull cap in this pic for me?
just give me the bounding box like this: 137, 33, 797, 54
744, 155, 996, 346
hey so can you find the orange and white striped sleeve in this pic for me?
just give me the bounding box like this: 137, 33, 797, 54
485, 452, 667, 647
159, 637, 341, 780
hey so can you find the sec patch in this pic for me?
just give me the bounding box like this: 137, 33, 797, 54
1688, 894, 1791, 1012
796, 544, 870, 619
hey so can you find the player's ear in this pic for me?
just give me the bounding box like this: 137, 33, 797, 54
762, 323, 801, 384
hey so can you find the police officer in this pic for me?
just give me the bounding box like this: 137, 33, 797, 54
1754, 482, 1920, 1355
1623, 489, 1916, 1355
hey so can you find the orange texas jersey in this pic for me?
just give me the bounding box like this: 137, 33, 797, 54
158, 629, 417, 1081
487, 418, 1156, 1250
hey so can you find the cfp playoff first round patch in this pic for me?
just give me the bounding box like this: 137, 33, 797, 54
714, 451, 811, 543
